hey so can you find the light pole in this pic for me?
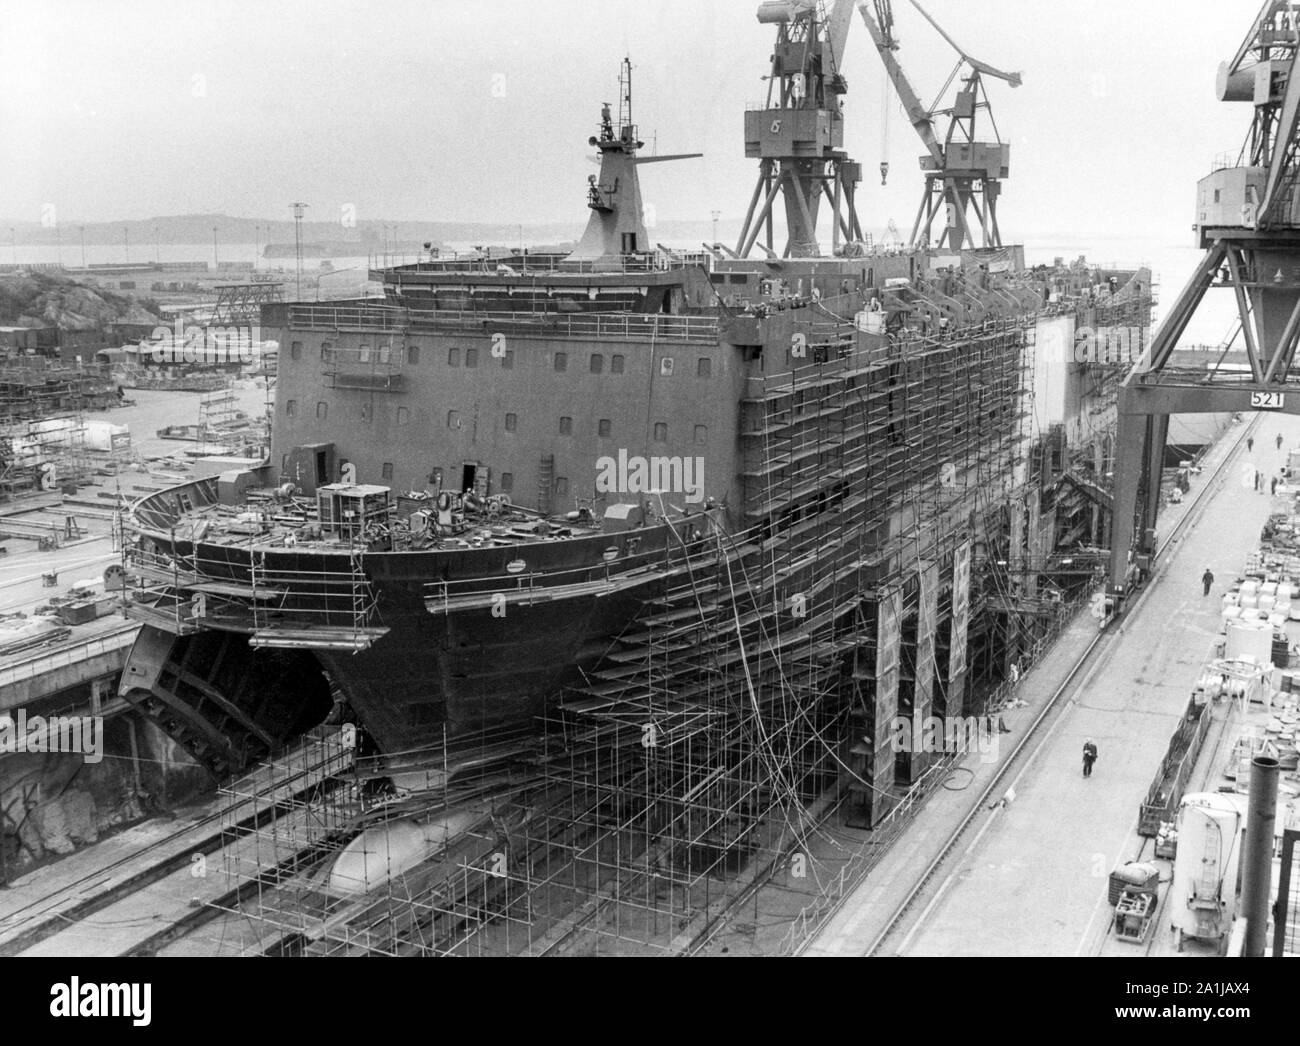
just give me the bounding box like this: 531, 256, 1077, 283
711, 210, 720, 245
291, 203, 308, 299
9, 227, 15, 266
154, 226, 160, 265
124, 226, 129, 264
212, 225, 218, 269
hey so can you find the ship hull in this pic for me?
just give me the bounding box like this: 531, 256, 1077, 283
318, 578, 665, 751
120, 472, 716, 772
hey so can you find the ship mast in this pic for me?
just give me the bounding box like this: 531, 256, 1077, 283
567, 57, 701, 264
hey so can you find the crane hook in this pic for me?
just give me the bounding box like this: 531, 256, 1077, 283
880, 161, 890, 185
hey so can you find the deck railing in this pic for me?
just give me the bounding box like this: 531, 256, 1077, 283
421, 524, 723, 614
384, 252, 713, 276
289, 303, 718, 342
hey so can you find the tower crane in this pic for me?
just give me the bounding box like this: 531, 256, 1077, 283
860, 0, 1021, 250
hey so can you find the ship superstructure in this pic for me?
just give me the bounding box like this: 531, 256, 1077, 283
114, 1, 1152, 951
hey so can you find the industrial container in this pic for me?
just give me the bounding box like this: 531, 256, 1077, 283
1225, 618, 1272, 664
1169, 792, 1245, 952
56, 600, 98, 626
1108, 862, 1158, 905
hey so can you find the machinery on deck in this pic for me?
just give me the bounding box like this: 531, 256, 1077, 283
860, 0, 1021, 249
1109, 0, 1300, 610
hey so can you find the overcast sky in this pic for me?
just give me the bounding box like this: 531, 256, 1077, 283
0, 0, 1255, 242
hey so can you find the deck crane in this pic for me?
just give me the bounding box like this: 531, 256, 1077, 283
1107, 1, 1300, 610
735, 0, 866, 258
860, 0, 1021, 250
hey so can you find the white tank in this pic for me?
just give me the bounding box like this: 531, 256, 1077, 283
1169, 792, 1245, 950
855, 309, 886, 335
326, 808, 485, 897
1225, 618, 1271, 664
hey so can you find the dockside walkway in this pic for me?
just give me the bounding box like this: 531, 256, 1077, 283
809, 413, 1282, 957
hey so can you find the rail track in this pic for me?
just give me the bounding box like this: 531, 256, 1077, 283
855, 415, 1258, 957
0, 731, 349, 957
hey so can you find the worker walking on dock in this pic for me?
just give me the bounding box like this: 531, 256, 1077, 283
1202, 566, 1214, 596
1082, 740, 1097, 778
1248, 436, 1255, 452
1278, 433, 1286, 452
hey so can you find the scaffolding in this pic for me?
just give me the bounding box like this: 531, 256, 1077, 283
215, 722, 552, 957
204, 311, 1046, 956
124, 536, 388, 651
0, 357, 110, 500
209, 283, 284, 327
194, 384, 267, 457
160, 275, 1153, 955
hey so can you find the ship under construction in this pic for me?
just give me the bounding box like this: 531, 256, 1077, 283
112, 1, 1155, 953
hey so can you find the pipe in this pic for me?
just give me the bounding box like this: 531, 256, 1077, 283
1242, 755, 1279, 956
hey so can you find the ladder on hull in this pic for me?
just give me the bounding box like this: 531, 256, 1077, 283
537, 454, 555, 515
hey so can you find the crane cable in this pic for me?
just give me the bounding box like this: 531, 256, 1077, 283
881, 71, 891, 185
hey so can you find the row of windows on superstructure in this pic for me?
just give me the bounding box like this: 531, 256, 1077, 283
287, 401, 415, 424
290, 340, 712, 377
285, 400, 707, 443
424, 470, 559, 497
280, 461, 566, 499
455, 412, 707, 444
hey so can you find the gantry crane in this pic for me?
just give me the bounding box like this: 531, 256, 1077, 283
860, 0, 1021, 250
1108, 1, 1300, 606
735, 0, 866, 258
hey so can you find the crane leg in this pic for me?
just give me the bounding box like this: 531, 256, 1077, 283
735, 161, 772, 258
1108, 407, 1168, 599
911, 187, 931, 249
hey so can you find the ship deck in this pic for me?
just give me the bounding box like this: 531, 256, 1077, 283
133, 483, 610, 555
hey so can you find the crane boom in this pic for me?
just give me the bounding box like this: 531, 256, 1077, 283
1226, 0, 1281, 77
859, 1, 945, 167
909, 1, 1022, 88
823, 0, 856, 73
1259, 45, 1300, 223
860, 0, 1019, 250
